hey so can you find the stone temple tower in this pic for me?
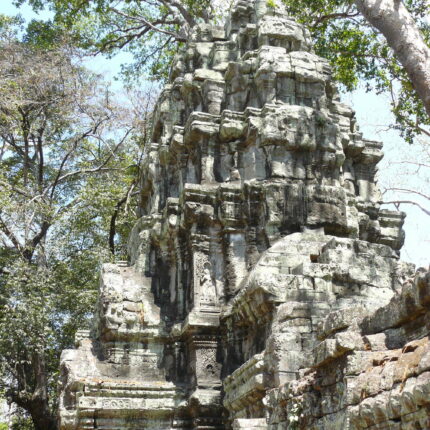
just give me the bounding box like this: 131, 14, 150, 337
59, 1, 430, 429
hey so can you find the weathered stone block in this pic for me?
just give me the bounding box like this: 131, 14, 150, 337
59, 1, 425, 429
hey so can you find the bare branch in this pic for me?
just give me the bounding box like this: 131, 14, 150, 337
312, 11, 360, 28
389, 161, 430, 169
382, 200, 430, 217
384, 187, 430, 201
48, 119, 110, 200
417, 125, 430, 138
109, 7, 187, 42
52, 129, 132, 186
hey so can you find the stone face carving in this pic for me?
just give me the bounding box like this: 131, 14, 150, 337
58, 1, 429, 429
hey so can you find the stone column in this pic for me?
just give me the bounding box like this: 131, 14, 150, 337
188, 335, 223, 430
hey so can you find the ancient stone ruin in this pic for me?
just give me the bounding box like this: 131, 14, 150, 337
58, 0, 430, 428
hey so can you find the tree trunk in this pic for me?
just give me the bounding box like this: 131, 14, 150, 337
11, 352, 58, 430
11, 393, 57, 430
30, 352, 57, 430
29, 403, 57, 430
109, 195, 127, 256
355, 0, 430, 118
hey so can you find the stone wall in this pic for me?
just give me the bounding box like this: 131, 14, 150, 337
58, 1, 429, 429
268, 269, 430, 429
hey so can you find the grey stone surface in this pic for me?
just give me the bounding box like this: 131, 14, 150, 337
58, 0, 429, 429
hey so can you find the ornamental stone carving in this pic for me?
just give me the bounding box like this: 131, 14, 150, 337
58, 1, 430, 429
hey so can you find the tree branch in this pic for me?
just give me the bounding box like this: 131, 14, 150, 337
52, 129, 131, 187
355, 0, 430, 117
382, 200, 430, 217
109, 7, 187, 42
0, 180, 31, 198
313, 10, 360, 28
160, 0, 196, 28
24, 220, 51, 262
417, 124, 430, 138
0, 215, 23, 253
48, 119, 111, 200
384, 187, 430, 201
389, 160, 430, 169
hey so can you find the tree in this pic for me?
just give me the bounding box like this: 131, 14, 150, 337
16, 0, 430, 141
355, 0, 430, 118
17, 0, 233, 80
0, 20, 152, 429
278, 0, 430, 142
382, 135, 430, 217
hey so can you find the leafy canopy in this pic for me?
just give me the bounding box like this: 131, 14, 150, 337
19, 0, 430, 265
14, 0, 430, 141
0, 22, 153, 427
15, 0, 233, 81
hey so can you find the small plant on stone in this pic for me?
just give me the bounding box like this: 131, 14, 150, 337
287, 399, 303, 430
315, 112, 327, 127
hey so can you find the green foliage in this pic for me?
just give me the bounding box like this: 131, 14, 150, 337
0, 24, 148, 426
281, 0, 430, 142
24, 19, 63, 48
13, 0, 232, 81
15, 0, 430, 139
10, 416, 34, 430
0, 14, 23, 32
0, 258, 99, 405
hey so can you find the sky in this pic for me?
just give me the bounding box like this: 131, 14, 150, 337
0, 0, 429, 268
344, 89, 430, 267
